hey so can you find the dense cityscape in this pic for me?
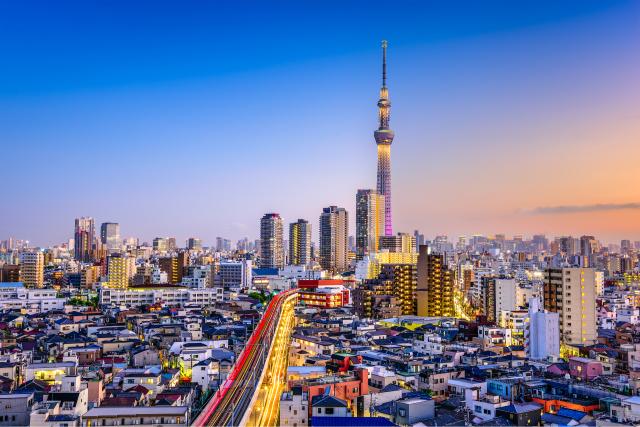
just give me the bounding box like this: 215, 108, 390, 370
2, 38, 640, 427
2, 2, 640, 427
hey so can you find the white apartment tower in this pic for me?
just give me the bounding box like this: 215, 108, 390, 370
544, 267, 597, 345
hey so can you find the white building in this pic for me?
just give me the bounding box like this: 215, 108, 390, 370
495, 278, 518, 326
0, 283, 66, 313
526, 297, 560, 360
219, 260, 252, 288
280, 388, 308, 427
81, 406, 189, 426
100, 286, 223, 307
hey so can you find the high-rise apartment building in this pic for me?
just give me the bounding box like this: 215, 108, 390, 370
379, 232, 416, 253
289, 219, 311, 266
416, 246, 454, 317
260, 213, 284, 269
480, 277, 517, 325
544, 267, 597, 345
319, 206, 349, 273
159, 252, 189, 284
106, 253, 136, 289
353, 264, 415, 318
355, 189, 384, 260
100, 222, 120, 250
374, 41, 394, 236
19, 251, 44, 288
74, 217, 95, 262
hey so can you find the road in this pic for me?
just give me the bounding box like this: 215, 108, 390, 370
246, 294, 295, 426
192, 289, 297, 426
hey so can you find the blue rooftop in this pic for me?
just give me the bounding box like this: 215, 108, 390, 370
0, 282, 24, 288
252, 268, 279, 276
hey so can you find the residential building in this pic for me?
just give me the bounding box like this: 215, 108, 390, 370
416, 247, 454, 317
319, 206, 349, 273
289, 219, 311, 266
544, 268, 597, 345
19, 251, 44, 288
260, 213, 284, 269
526, 297, 560, 360
355, 189, 384, 260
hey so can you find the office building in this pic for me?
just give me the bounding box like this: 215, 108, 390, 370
260, 213, 284, 269
153, 237, 168, 252
355, 189, 384, 260
187, 238, 202, 251
544, 267, 597, 345
374, 41, 394, 236
216, 237, 232, 252
219, 260, 252, 288
319, 206, 349, 273
74, 217, 95, 262
289, 219, 311, 266
19, 251, 44, 288
100, 222, 120, 250
416, 246, 454, 317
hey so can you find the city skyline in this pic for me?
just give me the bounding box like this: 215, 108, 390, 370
2, 1, 639, 245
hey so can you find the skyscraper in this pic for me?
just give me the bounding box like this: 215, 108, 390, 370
100, 222, 120, 250
260, 213, 284, 269
19, 251, 44, 288
74, 217, 95, 262
355, 189, 384, 260
374, 40, 394, 236
289, 219, 311, 266
319, 206, 349, 273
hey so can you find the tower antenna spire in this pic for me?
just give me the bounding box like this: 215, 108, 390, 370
382, 40, 387, 87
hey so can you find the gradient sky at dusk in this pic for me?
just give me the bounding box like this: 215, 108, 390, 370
1, 0, 639, 246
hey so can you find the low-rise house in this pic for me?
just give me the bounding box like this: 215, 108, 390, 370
569, 357, 603, 381
312, 395, 350, 417
0, 392, 34, 426
391, 395, 435, 425
280, 386, 308, 427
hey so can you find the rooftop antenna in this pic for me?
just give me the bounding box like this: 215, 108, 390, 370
381, 40, 388, 88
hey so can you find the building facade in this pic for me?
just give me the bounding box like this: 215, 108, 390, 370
260, 213, 284, 270
416, 247, 454, 317
355, 189, 384, 260
544, 268, 597, 345
19, 251, 44, 288
74, 217, 95, 262
289, 219, 311, 266
319, 206, 348, 273
100, 222, 120, 251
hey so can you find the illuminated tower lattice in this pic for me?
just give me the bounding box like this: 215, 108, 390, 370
374, 40, 394, 236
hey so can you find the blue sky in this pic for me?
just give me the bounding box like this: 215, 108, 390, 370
1, 1, 639, 246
